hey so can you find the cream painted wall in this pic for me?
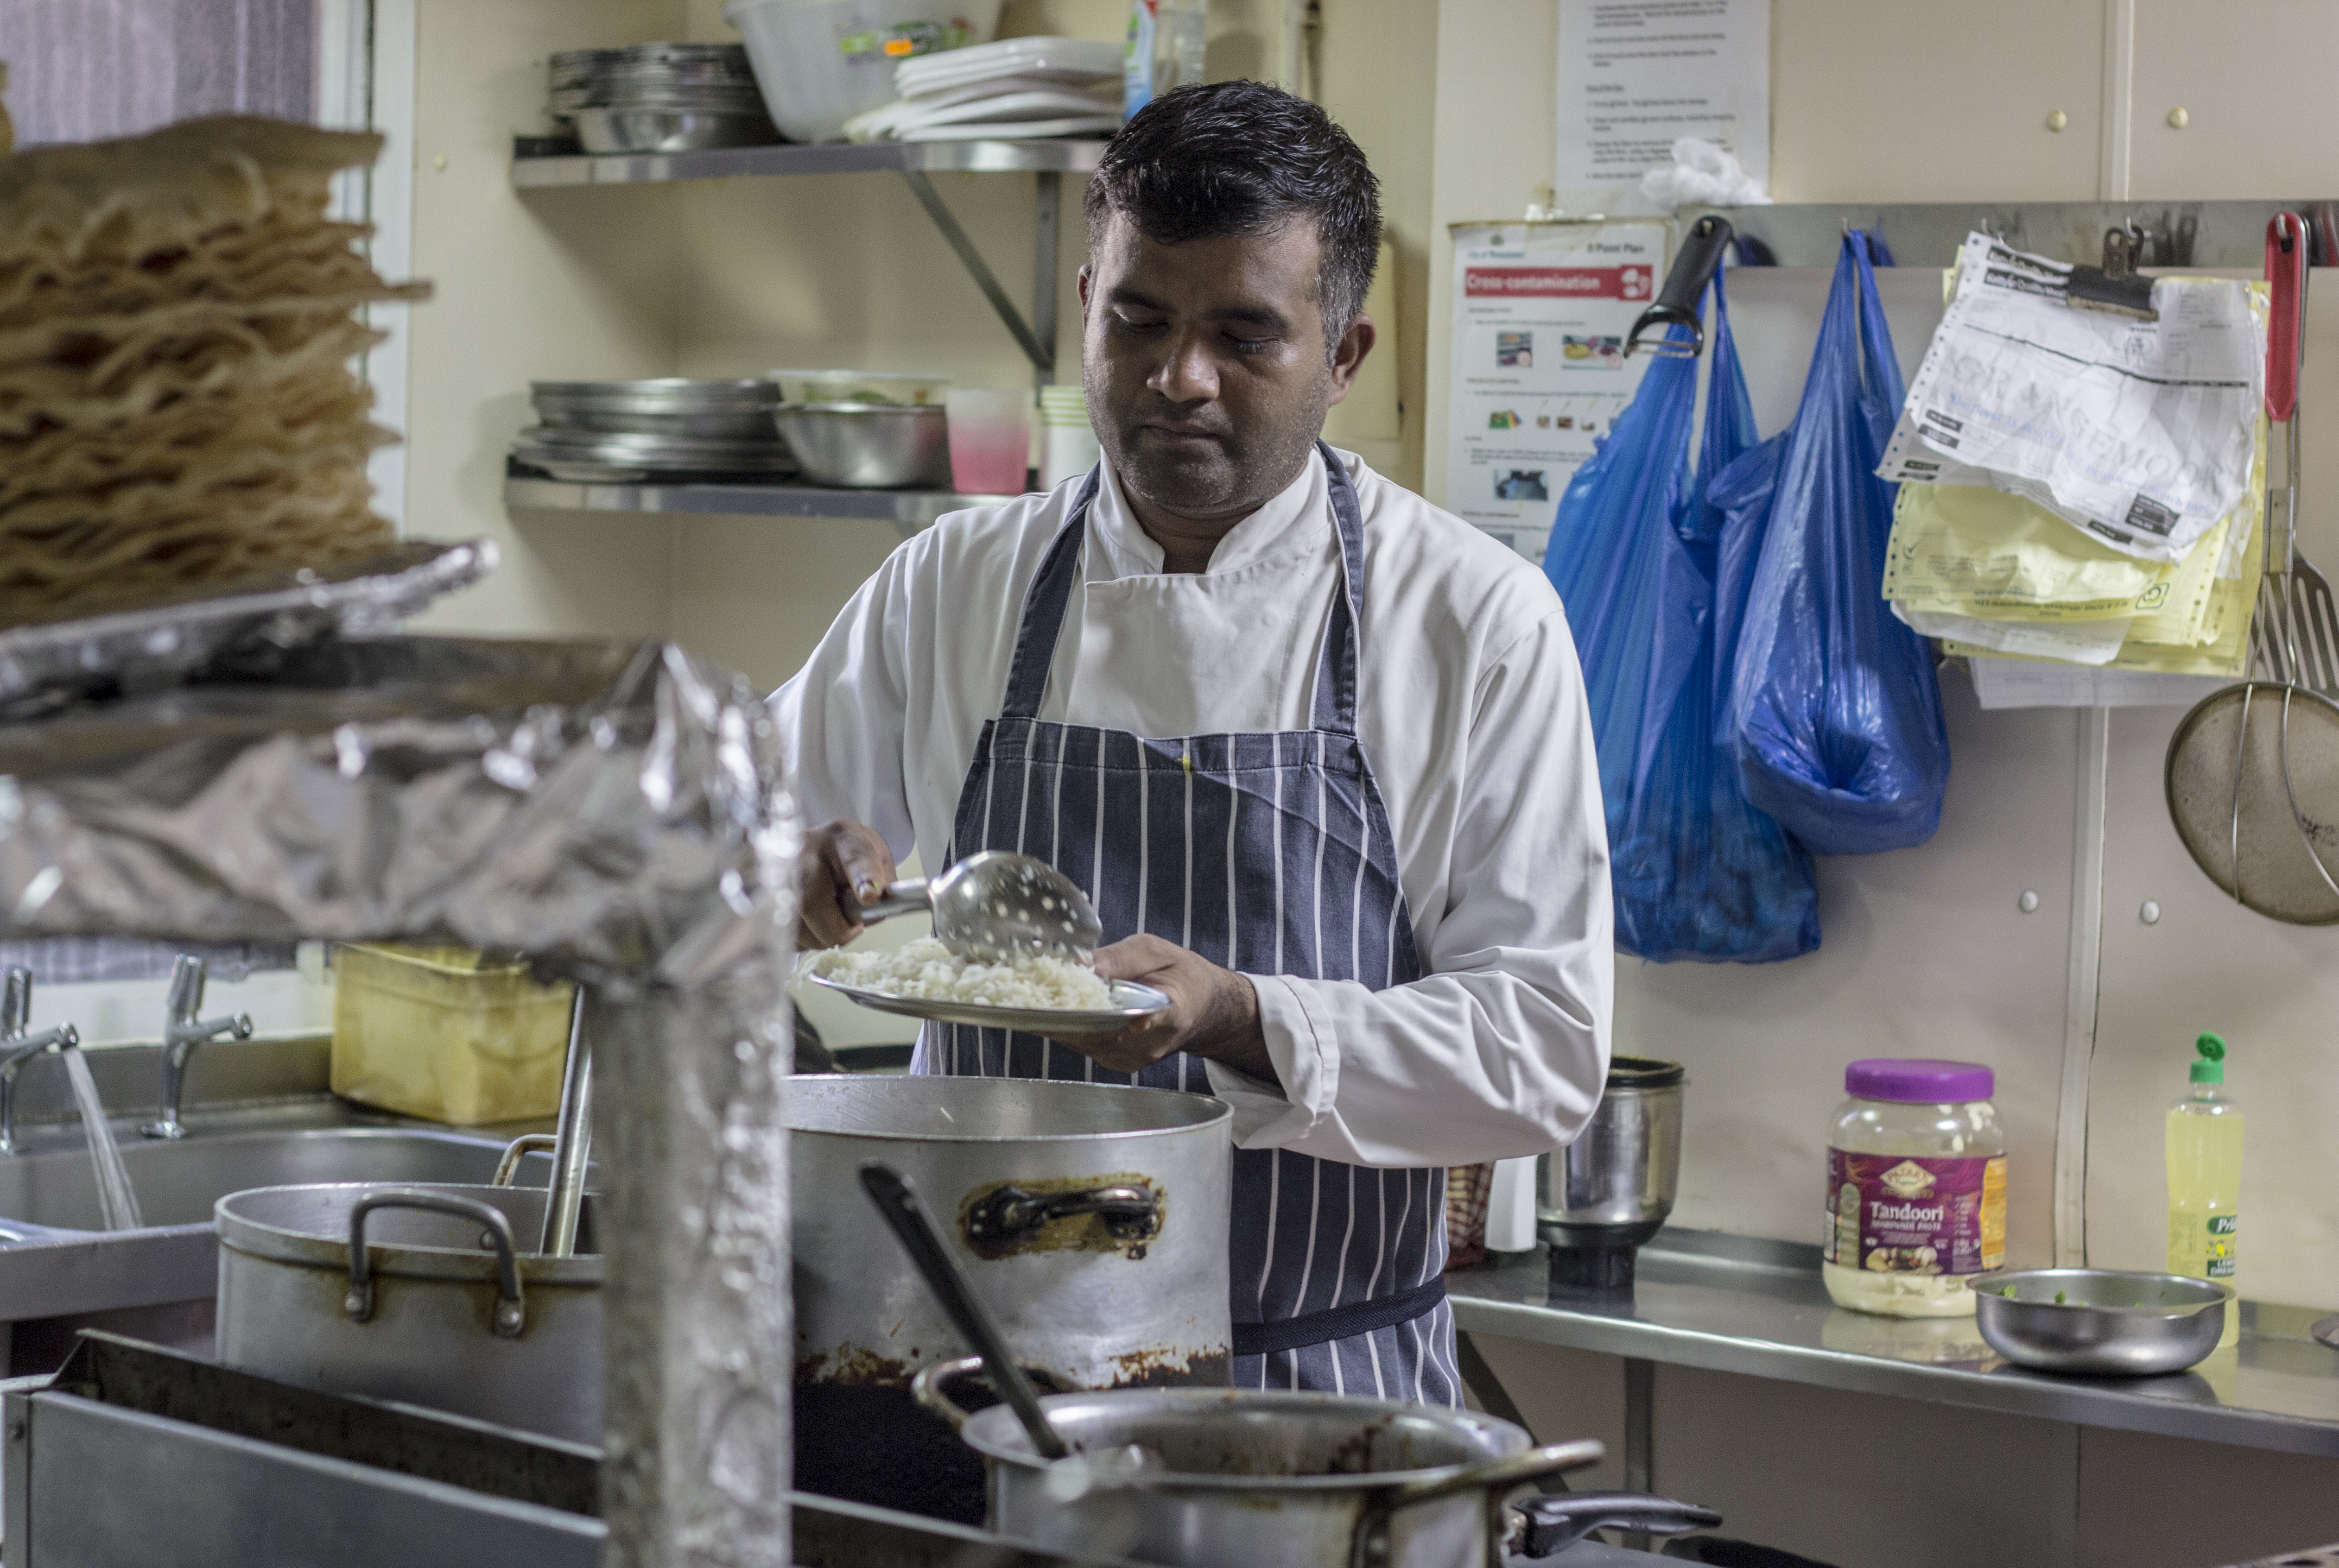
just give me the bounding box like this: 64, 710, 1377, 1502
401, 0, 688, 642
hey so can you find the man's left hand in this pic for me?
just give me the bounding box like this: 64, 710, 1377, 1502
1046, 934, 1279, 1085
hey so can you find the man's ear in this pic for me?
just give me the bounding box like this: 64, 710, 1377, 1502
1078, 264, 1093, 317
1325, 312, 1376, 407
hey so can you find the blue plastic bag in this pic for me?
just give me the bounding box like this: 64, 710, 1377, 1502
1543, 272, 1819, 962
1720, 232, 1950, 856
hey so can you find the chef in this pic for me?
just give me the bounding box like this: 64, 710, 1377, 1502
776, 80, 1612, 1405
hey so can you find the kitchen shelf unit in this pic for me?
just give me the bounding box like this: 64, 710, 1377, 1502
511, 136, 1103, 387
503, 470, 1012, 536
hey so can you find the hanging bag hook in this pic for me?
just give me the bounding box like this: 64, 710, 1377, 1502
1624, 215, 1736, 359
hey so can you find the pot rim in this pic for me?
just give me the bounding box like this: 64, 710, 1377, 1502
786, 1074, 1233, 1144
216, 1182, 605, 1285
959, 1387, 1534, 1492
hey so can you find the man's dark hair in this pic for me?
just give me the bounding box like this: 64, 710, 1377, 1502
1085, 81, 1381, 356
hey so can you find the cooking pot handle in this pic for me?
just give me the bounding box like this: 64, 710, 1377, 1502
1509, 1491, 1723, 1557
1347, 1439, 1604, 1568
963, 1183, 1161, 1246
345, 1188, 527, 1339
911, 1355, 1075, 1433
492, 1133, 558, 1187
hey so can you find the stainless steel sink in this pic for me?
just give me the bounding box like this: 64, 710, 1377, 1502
0, 1037, 532, 1340
0, 1119, 513, 1238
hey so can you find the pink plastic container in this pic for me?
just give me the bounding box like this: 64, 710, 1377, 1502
946, 388, 1033, 494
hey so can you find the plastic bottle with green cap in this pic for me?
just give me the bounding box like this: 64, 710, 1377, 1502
2166, 1031, 2243, 1349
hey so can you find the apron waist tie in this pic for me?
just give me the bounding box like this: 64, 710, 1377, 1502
1232, 1275, 1448, 1358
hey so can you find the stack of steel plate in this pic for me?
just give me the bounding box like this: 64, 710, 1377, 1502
511, 379, 795, 483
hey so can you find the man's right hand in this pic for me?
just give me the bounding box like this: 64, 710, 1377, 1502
797, 819, 898, 951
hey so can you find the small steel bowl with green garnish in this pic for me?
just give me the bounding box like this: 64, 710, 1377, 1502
1971, 1268, 2233, 1376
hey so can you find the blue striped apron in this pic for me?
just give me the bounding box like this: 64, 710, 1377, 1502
913, 444, 1460, 1405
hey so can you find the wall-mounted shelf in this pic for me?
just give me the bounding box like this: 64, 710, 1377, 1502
504, 471, 1006, 537
1689, 198, 2339, 267
508, 136, 1105, 188
509, 137, 1107, 383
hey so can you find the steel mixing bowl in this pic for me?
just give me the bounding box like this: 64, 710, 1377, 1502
571, 106, 777, 154
773, 401, 952, 489
1971, 1268, 2231, 1376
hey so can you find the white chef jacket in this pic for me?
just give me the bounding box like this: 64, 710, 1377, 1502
773, 446, 1613, 1168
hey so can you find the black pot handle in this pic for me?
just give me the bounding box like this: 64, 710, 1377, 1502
1513, 1491, 1723, 1557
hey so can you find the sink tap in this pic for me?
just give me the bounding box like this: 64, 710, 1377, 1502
139, 955, 252, 1141
0, 968, 78, 1155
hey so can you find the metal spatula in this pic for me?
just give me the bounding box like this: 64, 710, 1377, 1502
852, 848, 1103, 962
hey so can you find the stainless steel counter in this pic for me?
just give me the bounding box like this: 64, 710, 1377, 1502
1449, 1231, 2339, 1457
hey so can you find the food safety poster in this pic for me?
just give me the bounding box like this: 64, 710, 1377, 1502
1444, 221, 1667, 561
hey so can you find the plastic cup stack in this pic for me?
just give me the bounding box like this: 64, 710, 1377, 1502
1038, 384, 1099, 489
945, 387, 1034, 495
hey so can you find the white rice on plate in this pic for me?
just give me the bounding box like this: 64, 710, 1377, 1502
807, 937, 1115, 1011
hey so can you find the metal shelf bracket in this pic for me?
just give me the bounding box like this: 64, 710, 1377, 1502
899, 167, 1063, 387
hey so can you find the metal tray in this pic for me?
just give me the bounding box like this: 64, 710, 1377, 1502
809, 971, 1169, 1035
0, 538, 495, 719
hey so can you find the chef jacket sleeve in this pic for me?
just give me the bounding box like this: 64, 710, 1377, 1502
768, 546, 919, 866
1204, 606, 1614, 1168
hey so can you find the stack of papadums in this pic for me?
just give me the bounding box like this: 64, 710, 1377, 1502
0, 115, 426, 629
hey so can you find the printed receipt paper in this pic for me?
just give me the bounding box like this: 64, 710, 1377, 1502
1879, 236, 2263, 563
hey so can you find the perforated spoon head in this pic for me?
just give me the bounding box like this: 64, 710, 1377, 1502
931, 850, 1103, 964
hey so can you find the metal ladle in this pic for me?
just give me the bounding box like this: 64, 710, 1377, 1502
860, 1161, 1157, 1500
853, 848, 1103, 963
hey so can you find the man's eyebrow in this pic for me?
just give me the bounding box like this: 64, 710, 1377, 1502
1104, 285, 1292, 334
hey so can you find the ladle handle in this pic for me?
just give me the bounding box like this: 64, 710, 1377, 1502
860, 1161, 1070, 1462
852, 878, 931, 923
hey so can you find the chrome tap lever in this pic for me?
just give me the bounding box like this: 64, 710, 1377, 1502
139, 955, 253, 1141
0, 967, 80, 1154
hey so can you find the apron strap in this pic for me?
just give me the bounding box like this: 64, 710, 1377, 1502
1231, 1272, 1446, 1358
996, 447, 1369, 733
1309, 442, 1366, 738
997, 465, 1102, 721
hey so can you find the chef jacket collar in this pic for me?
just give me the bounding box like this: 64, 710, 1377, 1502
1086, 445, 1331, 581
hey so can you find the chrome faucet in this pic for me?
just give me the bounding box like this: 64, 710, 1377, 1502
0, 967, 79, 1154
139, 955, 252, 1141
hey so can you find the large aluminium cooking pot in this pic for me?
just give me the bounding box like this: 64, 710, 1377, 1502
789, 1074, 1232, 1524
216, 1182, 602, 1444
914, 1360, 1723, 1568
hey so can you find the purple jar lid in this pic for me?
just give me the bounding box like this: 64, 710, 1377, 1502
1845, 1058, 1994, 1103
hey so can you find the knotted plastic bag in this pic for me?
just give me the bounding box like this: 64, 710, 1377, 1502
1720, 232, 1950, 856
1543, 272, 1819, 962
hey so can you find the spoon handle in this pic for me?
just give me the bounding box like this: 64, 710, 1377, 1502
853, 878, 931, 923
860, 1161, 1071, 1462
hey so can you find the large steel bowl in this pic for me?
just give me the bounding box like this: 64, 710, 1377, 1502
773, 401, 952, 489
1971, 1268, 2231, 1376
571, 104, 776, 154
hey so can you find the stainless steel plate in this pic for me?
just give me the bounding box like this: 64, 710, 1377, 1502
0, 538, 495, 719
809, 972, 1169, 1035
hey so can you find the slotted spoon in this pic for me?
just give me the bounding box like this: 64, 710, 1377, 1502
852, 848, 1103, 962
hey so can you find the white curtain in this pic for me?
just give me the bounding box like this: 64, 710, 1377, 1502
0, 0, 318, 147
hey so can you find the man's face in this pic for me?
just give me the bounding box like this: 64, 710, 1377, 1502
1079, 213, 1370, 522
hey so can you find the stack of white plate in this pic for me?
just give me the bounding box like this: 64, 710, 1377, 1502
546, 43, 777, 153
512, 379, 796, 484
844, 36, 1122, 143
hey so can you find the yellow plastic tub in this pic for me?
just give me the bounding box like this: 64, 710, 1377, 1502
330, 944, 575, 1125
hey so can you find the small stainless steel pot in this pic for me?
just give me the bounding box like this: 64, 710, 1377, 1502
791, 1075, 1232, 1524
216, 1182, 601, 1443
914, 1361, 1720, 1568
772, 401, 952, 488
1972, 1268, 2231, 1376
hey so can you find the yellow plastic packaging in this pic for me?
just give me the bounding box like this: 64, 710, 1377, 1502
330, 944, 575, 1125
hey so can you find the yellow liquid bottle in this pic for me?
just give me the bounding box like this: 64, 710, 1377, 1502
2165, 1031, 2243, 1350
